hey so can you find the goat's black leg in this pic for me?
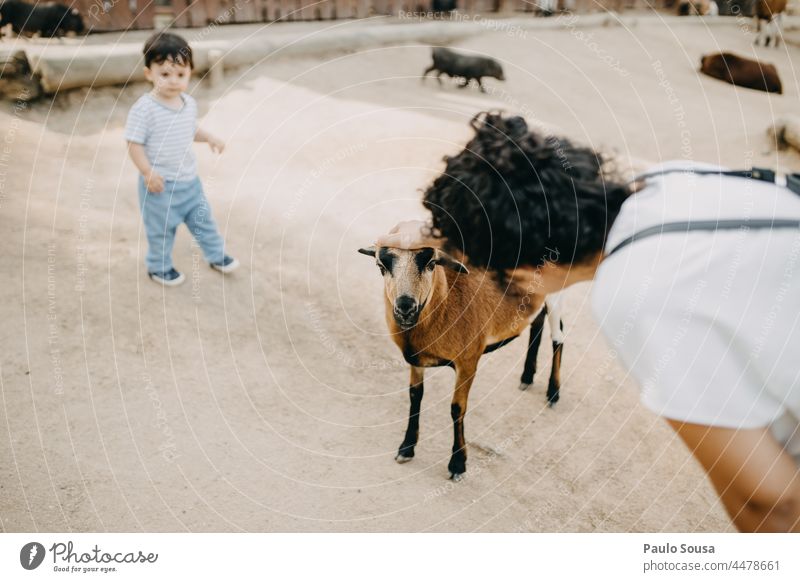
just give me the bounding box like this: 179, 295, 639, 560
547, 339, 563, 406
519, 305, 547, 391
396, 366, 424, 463
422, 65, 436, 82
448, 363, 477, 481
545, 296, 565, 406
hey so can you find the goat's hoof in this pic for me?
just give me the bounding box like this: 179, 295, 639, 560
450, 472, 464, 482
519, 382, 532, 391
547, 395, 560, 408
395, 453, 414, 464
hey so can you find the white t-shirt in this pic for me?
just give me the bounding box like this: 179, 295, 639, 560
123, 92, 198, 182
591, 161, 800, 457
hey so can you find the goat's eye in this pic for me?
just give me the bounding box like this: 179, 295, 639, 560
426, 261, 436, 271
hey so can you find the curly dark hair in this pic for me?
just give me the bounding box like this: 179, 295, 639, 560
143, 32, 194, 70
423, 112, 631, 272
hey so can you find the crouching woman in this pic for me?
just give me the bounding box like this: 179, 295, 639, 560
378, 112, 800, 532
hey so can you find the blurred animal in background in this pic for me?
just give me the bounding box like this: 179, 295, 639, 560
422, 47, 505, 93
359, 245, 565, 481
538, 0, 558, 16
677, 0, 718, 15
754, 0, 787, 48
0, 0, 85, 38
431, 0, 457, 13
768, 115, 800, 152
699, 51, 782, 94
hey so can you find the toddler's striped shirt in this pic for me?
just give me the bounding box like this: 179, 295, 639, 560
124, 92, 197, 182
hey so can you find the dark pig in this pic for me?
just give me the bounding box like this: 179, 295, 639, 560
0, 0, 85, 38
700, 52, 782, 94
431, 0, 457, 12
422, 47, 505, 93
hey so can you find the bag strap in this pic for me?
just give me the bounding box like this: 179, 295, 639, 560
631, 167, 778, 185
605, 219, 800, 258
606, 167, 800, 259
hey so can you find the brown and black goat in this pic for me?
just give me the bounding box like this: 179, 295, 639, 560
754, 0, 787, 48
359, 245, 565, 481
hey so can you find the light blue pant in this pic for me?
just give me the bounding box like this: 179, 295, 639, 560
138, 176, 226, 273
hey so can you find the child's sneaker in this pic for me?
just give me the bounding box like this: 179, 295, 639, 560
209, 255, 239, 274
148, 268, 186, 286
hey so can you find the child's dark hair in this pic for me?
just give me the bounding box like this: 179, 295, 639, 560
422, 112, 631, 272
143, 32, 193, 70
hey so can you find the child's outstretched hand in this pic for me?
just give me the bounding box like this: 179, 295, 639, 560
208, 135, 225, 154
145, 171, 165, 194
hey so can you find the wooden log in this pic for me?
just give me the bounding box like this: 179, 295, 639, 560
0, 50, 43, 102
206, 48, 224, 86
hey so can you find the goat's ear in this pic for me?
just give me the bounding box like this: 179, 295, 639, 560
435, 251, 469, 274
358, 246, 377, 257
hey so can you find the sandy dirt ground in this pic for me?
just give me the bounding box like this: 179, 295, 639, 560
2, 19, 799, 532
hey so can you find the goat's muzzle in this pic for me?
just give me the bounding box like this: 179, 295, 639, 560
393, 295, 421, 329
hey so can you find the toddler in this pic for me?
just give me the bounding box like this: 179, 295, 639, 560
124, 32, 238, 286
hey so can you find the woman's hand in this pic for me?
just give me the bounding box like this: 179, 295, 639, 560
376, 220, 441, 249
667, 419, 800, 532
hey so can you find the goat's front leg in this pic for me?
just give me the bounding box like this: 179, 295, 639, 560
520, 305, 547, 391
396, 366, 424, 463
449, 363, 477, 481
546, 295, 565, 406
774, 14, 783, 49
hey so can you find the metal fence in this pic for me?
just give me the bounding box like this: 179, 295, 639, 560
77, 0, 666, 32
